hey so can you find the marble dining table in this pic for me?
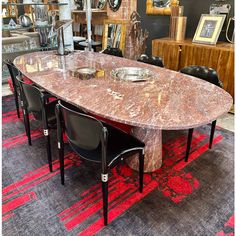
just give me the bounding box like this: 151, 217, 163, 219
14, 51, 233, 172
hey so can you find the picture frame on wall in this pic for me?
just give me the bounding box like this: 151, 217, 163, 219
193, 14, 226, 45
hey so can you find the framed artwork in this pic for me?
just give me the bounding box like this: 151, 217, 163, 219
193, 14, 226, 45
146, 0, 175, 15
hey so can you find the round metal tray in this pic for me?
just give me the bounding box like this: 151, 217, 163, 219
111, 67, 153, 82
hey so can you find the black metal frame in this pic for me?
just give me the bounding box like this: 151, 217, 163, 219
55, 101, 145, 225
16, 77, 57, 172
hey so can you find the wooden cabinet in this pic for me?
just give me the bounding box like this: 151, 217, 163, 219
152, 38, 234, 99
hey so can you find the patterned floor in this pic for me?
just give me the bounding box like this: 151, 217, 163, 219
2, 95, 234, 236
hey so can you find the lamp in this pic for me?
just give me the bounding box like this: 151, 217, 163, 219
48, 20, 73, 56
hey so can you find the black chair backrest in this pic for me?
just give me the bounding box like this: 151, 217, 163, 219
17, 77, 43, 113
180, 66, 223, 88
58, 101, 104, 150
137, 54, 164, 68
4, 60, 21, 88
102, 47, 123, 57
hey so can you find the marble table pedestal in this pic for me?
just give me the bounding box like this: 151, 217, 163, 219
126, 127, 162, 173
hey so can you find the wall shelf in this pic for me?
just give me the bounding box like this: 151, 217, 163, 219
2, 2, 67, 6
72, 9, 107, 13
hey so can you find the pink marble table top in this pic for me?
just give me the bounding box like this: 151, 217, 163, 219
14, 51, 233, 130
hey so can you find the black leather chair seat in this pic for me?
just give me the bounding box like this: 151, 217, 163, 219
69, 122, 144, 167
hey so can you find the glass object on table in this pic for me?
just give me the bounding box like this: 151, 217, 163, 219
8, 18, 17, 29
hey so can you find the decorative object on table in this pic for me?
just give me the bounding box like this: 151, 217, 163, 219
108, 0, 122, 12
169, 16, 187, 41
146, 0, 179, 15
18, 15, 32, 27
111, 67, 153, 82
36, 28, 50, 46
48, 10, 58, 47
34, 5, 49, 26
170, 4, 184, 17
169, 4, 186, 41
97, 0, 107, 9
226, 17, 234, 43
193, 14, 226, 45
69, 67, 97, 79
48, 20, 73, 55
34, 4, 50, 46
209, 0, 231, 31
102, 19, 127, 55
128, 11, 149, 60
8, 18, 17, 29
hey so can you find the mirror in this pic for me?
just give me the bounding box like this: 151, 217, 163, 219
108, 0, 122, 12
102, 19, 127, 54
97, 0, 107, 9
146, 0, 178, 15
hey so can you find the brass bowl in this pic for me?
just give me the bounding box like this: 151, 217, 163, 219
70, 67, 97, 80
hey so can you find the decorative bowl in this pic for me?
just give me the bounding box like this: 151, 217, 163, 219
70, 67, 97, 80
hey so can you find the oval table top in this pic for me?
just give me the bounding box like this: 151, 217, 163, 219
14, 51, 233, 130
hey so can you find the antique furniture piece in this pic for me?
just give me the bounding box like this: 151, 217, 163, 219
55, 100, 145, 225
14, 51, 232, 172
146, 0, 179, 15
193, 14, 226, 45
17, 77, 58, 172
108, 0, 121, 12
102, 19, 128, 55
152, 38, 234, 99
180, 66, 223, 162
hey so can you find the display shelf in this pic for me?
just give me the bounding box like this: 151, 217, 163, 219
2, 2, 67, 6
2, 24, 52, 30
2, 45, 56, 55
72, 9, 107, 13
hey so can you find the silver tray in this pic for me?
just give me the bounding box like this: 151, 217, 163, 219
111, 67, 153, 82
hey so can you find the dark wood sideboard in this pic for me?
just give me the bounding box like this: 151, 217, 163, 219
152, 38, 234, 99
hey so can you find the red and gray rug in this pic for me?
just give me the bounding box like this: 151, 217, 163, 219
2, 95, 234, 235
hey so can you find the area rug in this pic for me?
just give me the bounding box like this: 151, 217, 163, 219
2, 95, 234, 236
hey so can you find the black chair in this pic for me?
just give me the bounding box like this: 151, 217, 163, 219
16, 77, 58, 172
55, 101, 145, 225
180, 65, 223, 162
4, 60, 22, 118
102, 47, 123, 57
137, 54, 164, 68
